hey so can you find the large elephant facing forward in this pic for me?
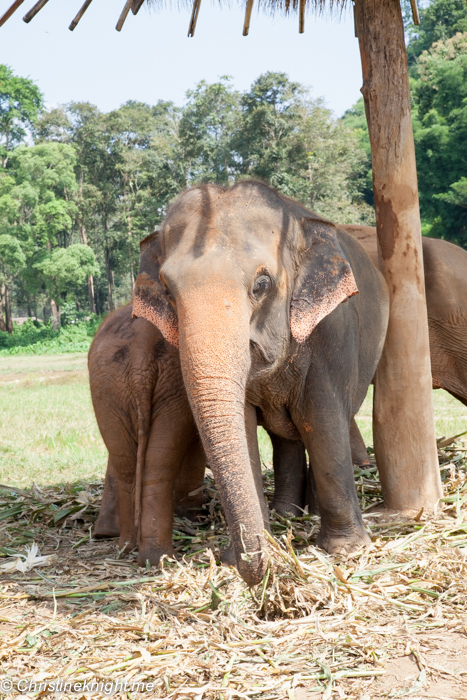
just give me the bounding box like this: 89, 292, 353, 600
133, 182, 389, 585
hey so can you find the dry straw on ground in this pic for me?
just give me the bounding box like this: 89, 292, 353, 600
1, 438, 466, 699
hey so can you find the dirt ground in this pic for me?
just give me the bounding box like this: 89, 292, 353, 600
296, 628, 467, 699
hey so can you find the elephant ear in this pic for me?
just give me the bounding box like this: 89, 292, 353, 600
132, 230, 179, 348
290, 218, 358, 343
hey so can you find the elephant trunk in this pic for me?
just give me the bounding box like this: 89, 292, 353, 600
177, 292, 267, 586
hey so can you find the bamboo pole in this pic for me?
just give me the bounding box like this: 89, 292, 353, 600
354, 0, 442, 513
116, 0, 132, 31
132, 0, 145, 15
0, 0, 26, 27
299, 0, 305, 34
243, 0, 253, 36
409, 0, 420, 26
187, 0, 201, 37
23, 0, 51, 23
69, 0, 94, 31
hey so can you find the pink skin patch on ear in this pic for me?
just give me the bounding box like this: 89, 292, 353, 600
290, 268, 358, 343
132, 295, 179, 348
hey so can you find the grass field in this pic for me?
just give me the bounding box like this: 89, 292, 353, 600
0, 352, 466, 488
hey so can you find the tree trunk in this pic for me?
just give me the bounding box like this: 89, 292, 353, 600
27, 296, 32, 318
95, 278, 101, 316
354, 0, 442, 512
0, 285, 6, 332
5, 285, 13, 334
105, 247, 114, 312
88, 275, 96, 314
78, 224, 96, 314
43, 305, 47, 324
50, 299, 61, 331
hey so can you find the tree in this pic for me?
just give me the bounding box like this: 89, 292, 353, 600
407, 0, 467, 65
234, 72, 373, 222
179, 77, 241, 185
0, 64, 43, 167
35, 244, 99, 329
0, 234, 25, 331
412, 32, 467, 244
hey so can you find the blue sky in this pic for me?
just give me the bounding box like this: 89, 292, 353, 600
1, 0, 363, 117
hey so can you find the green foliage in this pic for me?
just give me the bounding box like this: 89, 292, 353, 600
0, 316, 100, 355
0, 234, 25, 283
407, 0, 467, 65
0, 65, 44, 166
412, 31, 467, 244
34, 244, 99, 303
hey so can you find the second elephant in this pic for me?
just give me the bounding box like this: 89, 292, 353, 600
341, 225, 467, 466
89, 301, 206, 566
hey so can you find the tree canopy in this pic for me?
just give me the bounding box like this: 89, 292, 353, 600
2, 6, 466, 333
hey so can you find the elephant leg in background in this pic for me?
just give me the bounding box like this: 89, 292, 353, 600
174, 431, 207, 520
268, 432, 307, 516
350, 417, 371, 467
138, 410, 193, 567
245, 401, 271, 531
94, 457, 120, 538
305, 464, 319, 516
300, 407, 370, 554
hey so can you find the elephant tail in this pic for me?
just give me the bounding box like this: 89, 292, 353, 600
134, 398, 151, 535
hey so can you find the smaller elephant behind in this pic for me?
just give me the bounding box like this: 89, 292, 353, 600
89, 303, 206, 566
341, 225, 467, 466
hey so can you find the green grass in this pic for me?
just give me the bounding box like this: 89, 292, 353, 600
0, 353, 465, 488
0, 354, 106, 488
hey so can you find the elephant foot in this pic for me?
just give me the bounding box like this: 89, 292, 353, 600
316, 526, 371, 556
94, 513, 120, 539
137, 540, 174, 568
270, 500, 303, 517
353, 458, 371, 468
118, 534, 137, 553
220, 545, 236, 568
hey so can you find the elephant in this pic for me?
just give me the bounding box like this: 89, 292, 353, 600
88, 301, 206, 566
132, 181, 389, 585
340, 224, 467, 466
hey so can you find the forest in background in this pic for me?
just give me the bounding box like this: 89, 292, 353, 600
0, 0, 466, 339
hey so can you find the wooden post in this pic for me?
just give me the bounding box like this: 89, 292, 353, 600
354, 0, 442, 513
299, 0, 305, 34
69, 0, 94, 31
116, 0, 132, 31
188, 0, 201, 37
0, 0, 26, 27
132, 0, 145, 15
243, 0, 253, 36
23, 0, 51, 23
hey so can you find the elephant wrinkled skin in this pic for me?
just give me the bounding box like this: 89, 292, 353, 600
133, 182, 389, 586
89, 304, 206, 566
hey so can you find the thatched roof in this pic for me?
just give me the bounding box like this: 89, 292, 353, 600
0, 0, 419, 36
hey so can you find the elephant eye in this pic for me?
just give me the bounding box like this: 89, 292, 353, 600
252, 274, 272, 299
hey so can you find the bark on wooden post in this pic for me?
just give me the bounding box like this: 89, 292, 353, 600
354, 0, 442, 512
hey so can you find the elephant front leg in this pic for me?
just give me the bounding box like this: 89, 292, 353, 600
300, 411, 370, 555
268, 432, 307, 516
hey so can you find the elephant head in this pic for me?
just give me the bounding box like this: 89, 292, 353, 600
133, 182, 357, 585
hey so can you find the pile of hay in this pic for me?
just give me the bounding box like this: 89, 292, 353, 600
0, 439, 466, 699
